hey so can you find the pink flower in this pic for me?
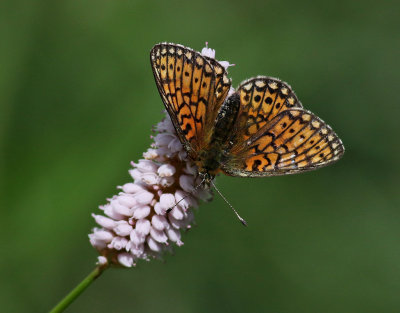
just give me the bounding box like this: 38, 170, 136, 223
89, 113, 213, 267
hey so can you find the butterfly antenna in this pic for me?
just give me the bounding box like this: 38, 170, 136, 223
211, 180, 248, 227
166, 178, 205, 213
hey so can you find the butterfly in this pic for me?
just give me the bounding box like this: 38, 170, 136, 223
150, 43, 344, 189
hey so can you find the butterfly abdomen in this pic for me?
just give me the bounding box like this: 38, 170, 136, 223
210, 93, 240, 146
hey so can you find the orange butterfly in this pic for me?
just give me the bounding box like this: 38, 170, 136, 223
150, 42, 344, 196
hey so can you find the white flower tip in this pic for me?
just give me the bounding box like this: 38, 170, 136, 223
218, 61, 235, 72
141, 173, 159, 185
159, 193, 176, 210
201, 44, 216, 59
114, 222, 133, 236
158, 164, 176, 177
132, 205, 151, 219
97, 256, 108, 266
118, 253, 135, 267
136, 218, 151, 236
143, 149, 158, 160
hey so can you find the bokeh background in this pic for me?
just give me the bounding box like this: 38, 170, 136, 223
1, 0, 399, 312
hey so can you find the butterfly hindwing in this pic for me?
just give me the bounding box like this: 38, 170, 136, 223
202, 56, 232, 129
223, 109, 344, 177
203, 56, 231, 100
150, 43, 231, 157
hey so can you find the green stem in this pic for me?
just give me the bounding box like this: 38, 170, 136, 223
49, 264, 108, 313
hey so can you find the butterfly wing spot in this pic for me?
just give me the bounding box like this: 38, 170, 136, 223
297, 160, 309, 168
196, 100, 206, 120
182, 65, 192, 93
255, 80, 266, 88
248, 123, 258, 135
215, 67, 223, 75
241, 93, 251, 105
253, 132, 274, 152
245, 154, 269, 171
160, 58, 167, 80
287, 97, 295, 105
268, 82, 278, 90
185, 51, 192, 60
195, 56, 204, 66
191, 68, 202, 103
243, 83, 252, 91
311, 120, 320, 128
178, 105, 196, 140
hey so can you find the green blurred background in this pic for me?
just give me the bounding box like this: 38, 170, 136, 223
1, 0, 399, 312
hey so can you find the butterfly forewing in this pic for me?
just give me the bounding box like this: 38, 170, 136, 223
223, 109, 344, 177
233, 77, 302, 142
150, 43, 231, 157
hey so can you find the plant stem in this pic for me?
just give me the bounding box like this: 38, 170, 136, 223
49, 264, 108, 313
